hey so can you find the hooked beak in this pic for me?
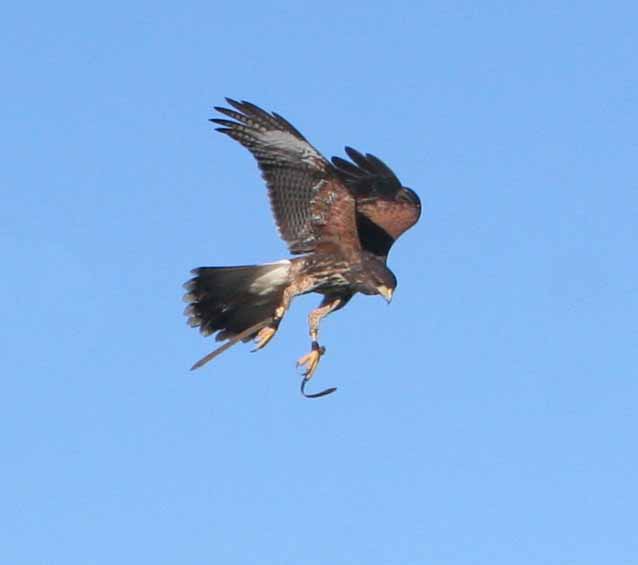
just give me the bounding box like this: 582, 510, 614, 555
376, 285, 394, 303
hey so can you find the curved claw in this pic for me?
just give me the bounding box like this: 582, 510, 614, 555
296, 342, 336, 399
296, 345, 324, 378
251, 324, 277, 352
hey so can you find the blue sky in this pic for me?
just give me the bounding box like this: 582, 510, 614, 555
2, 2, 637, 564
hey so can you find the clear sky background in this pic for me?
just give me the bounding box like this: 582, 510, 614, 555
2, 2, 637, 564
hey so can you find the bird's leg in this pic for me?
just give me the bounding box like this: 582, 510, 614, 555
252, 323, 279, 351
296, 341, 326, 381
252, 285, 296, 352
296, 297, 344, 380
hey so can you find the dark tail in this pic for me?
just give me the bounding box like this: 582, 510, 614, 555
183, 261, 291, 360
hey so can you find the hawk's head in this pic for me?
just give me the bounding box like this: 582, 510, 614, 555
356, 253, 397, 303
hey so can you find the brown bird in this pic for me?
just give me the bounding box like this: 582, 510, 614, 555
184, 99, 421, 397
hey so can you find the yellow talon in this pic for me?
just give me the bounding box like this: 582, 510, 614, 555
296, 343, 325, 379
252, 325, 277, 351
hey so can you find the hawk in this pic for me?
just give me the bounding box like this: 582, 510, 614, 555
184, 99, 421, 397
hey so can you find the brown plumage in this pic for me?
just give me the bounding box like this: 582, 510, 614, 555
184, 98, 421, 397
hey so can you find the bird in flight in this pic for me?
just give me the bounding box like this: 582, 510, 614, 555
184, 99, 421, 397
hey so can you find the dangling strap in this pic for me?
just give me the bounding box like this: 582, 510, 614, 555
300, 376, 337, 399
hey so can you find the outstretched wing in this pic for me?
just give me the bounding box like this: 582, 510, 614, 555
332, 147, 421, 258
212, 99, 359, 256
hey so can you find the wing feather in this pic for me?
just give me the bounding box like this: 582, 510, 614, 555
332, 147, 421, 258
212, 99, 359, 255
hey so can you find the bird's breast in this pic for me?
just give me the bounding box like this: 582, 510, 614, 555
299, 256, 354, 294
